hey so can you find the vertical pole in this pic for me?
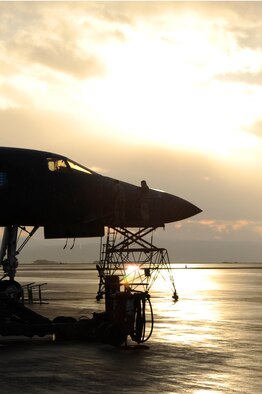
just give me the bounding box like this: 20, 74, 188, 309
0, 227, 9, 265
39, 285, 42, 304
1, 225, 19, 280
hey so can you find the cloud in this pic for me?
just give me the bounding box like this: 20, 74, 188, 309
255, 226, 262, 237
0, 3, 107, 80
216, 71, 262, 86
177, 219, 259, 242
197, 220, 230, 234
27, 40, 105, 79
226, 3, 262, 51
248, 119, 262, 138
235, 25, 262, 51
197, 219, 253, 233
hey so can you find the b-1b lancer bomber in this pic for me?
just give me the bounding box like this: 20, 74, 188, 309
0, 147, 201, 346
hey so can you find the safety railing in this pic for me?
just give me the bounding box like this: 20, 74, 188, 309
22, 282, 48, 304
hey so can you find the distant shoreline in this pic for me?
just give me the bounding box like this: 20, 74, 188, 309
19, 261, 262, 271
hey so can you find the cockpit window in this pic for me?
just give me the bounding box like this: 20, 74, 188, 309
47, 158, 92, 175
47, 159, 68, 172
67, 160, 92, 174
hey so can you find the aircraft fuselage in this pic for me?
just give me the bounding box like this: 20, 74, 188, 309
0, 147, 201, 238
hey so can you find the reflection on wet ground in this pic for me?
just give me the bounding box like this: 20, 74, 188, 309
1, 265, 262, 393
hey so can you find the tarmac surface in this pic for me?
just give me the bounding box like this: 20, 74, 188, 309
0, 336, 152, 394
1, 264, 262, 393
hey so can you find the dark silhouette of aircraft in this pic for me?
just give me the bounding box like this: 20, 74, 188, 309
0, 147, 201, 238
0, 147, 202, 345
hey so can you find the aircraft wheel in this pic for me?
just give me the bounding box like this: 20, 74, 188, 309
0, 280, 23, 301
52, 316, 77, 324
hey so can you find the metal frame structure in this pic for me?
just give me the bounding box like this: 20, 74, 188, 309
96, 227, 178, 300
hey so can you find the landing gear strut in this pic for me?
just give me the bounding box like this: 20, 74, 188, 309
0, 225, 19, 280
0, 225, 39, 280
0, 225, 38, 310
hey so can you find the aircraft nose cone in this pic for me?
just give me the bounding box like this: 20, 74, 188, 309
159, 192, 202, 224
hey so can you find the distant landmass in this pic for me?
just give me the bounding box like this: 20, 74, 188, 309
32, 259, 64, 265
32, 259, 96, 265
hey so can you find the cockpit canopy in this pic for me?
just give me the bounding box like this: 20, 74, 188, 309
47, 158, 93, 175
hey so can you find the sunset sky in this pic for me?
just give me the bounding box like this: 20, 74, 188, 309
1, 1, 262, 263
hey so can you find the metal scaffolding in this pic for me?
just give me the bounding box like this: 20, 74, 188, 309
96, 227, 178, 300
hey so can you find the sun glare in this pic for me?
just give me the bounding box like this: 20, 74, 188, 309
76, 18, 262, 161
125, 264, 140, 276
